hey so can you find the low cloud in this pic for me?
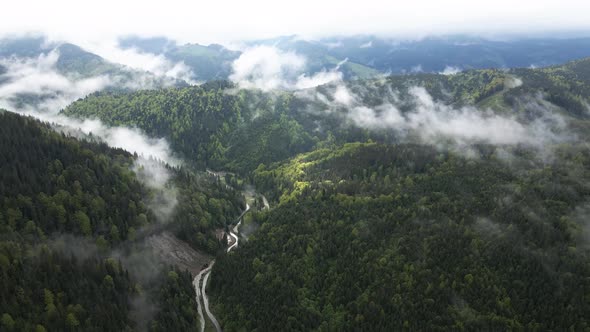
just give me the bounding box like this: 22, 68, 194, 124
0, 48, 179, 164
411, 65, 423, 73
85, 41, 197, 84
45, 113, 180, 223
505, 76, 523, 88
304, 82, 571, 154
229, 45, 342, 91
406, 86, 535, 145
133, 158, 178, 223
0, 47, 188, 112
324, 41, 343, 49
360, 41, 373, 48
333, 84, 356, 105
348, 104, 404, 128
47, 233, 99, 261
0, 38, 196, 328
295, 70, 343, 89
440, 66, 461, 75
14, 110, 182, 223
230, 46, 304, 90
0, 50, 112, 111
0, 50, 181, 224
26, 112, 179, 165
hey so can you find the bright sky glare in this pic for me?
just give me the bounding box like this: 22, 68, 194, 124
2, 0, 590, 45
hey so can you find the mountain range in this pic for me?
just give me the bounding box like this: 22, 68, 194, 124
1, 34, 590, 331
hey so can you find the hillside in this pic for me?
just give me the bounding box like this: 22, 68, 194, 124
118, 35, 590, 82
210, 142, 590, 330
62, 81, 316, 172
0, 110, 241, 331
59, 57, 590, 330
63, 58, 590, 171
0, 36, 189, 114
119, 36, 379, 81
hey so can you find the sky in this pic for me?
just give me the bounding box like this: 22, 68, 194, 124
2, 0, 590, 46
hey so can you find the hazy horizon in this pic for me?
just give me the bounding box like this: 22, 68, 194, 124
3, 0, 590, 48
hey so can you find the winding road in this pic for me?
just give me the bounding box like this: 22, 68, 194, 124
227, 203, 249, 252
201, 263, 221, 332
192, 169, 271, 332
193, 191, 255, 331
261, 195, 270, 210
193, 266, 208, 332
194, 260, 221, 332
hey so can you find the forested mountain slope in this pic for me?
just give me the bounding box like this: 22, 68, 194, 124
60, 58, 590, 330
118, 35, 590, 80
63, 81, 316, 172
0, 36, 183, 83
211, 143, 590, 330
0, 111, 241, 331
63, 57, 590, 172
0, 36, 189, 114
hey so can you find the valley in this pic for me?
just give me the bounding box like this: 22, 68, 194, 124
1, 30, 590, 331
192, 169, 267, 332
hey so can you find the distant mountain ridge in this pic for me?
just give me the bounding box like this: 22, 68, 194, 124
58, 54, 590, 330
119, 34, 590, 81
4, 34, 590, 92
0, 36, 189, 83
0, 36, 188, 112
3, 33, 590, 330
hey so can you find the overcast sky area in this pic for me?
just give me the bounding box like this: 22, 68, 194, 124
2, 0, 590, 47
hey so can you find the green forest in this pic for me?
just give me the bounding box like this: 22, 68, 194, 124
0, 111, 241, 331
210, 142, 590, 330
3, 54, 590, 331
63, 58, 590, 174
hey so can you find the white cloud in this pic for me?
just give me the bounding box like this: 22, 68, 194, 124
505, 76, 523, 88
69, 117, 179, 165
230, 45, 341, 90
0, 51, 180, 164
295, 71, 343, 89
333, 85, 356, 105
82, 41, 197, 84
440, 66, 461, 75
132, 158, 178, 222
24, 109, 180, 223
0, 45, 194, 114
0, 50, 112, 111
310, 82, 570, 153
348, 104, 404, 128
0, 51, 181, 222
360, 41, 373, 48
406, 86, 531, 145
324, 41, 343, 48
411, 65, 423, 73
230, 46, 304, 90
6, 102, 181, 221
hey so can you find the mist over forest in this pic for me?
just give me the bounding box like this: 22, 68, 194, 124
1, 1, 590, 331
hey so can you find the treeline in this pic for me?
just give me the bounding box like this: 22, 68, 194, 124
0, 111, 240, 331
1, 242, 134, 331
209, 143, 590, 331
63, 58, 590, 177
0, 111, 240, 252
0, 112, 150, 244
62, 82, 319, 173
57, 58, 590, 330
1, 240, 199, 331
507, 58, 590, 119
